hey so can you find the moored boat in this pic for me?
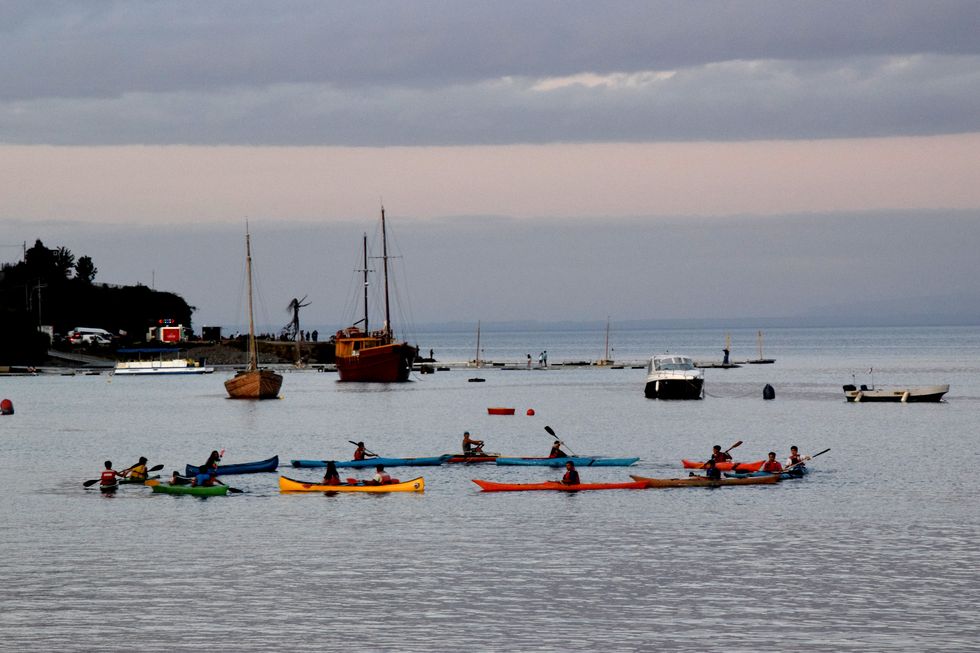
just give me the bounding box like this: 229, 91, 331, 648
842, 383, 948, 403
290, 455, 450, 469
333, 208, 418, 382
473, 479, 647, 492
495, 456, 640, 467
681, 459, 765, 472
149, 482, 229, 496
113, 348, 214, 375
279, 475, 424, 493
644, 354, 704, 399
631, 474, 780, 488
185, 455, 278, 477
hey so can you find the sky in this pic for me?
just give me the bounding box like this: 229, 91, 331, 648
1, 1, 979, 332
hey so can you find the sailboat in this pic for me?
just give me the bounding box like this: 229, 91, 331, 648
224, 228, 283, 399
747, 330, 775, 364
333, 207, 419, 382
595, 316, 614, 366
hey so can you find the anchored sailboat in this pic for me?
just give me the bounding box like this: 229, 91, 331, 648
225, 227, 283, 399
333, 207, 418, 382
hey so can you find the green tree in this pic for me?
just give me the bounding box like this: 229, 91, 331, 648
54, 246, 75, 279
75, 256, 98, 283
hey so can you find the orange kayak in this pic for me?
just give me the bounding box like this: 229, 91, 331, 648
473, 479, 647, 492
631, 474, 779, 488
681, 459, 764, 472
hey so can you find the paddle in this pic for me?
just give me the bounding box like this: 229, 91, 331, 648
544, 426, 577, 456
83, 463, 164, 487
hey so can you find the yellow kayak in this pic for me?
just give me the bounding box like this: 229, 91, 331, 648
279, 475, 424, 493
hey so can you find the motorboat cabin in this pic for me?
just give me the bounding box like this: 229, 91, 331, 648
644, 355, 704, 399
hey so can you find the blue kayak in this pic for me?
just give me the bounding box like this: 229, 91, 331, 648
185, 455, 278, 476
495, 456, 640, 467
291, 455, 451, 469
725, 467, 808, 480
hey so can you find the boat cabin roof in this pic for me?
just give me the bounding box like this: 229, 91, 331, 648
651, 355, 696, 371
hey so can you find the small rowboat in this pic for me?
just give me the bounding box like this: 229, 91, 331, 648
725, 467, 808, 480
473, 479, 647, 492
149, 482, 229, 496
291, 455, 450, 469
185, 455, 278, 477
495, 456, 640, 467
681, 459, 764, 472
487, 407, 516, 415
279, 475, 424, 493
631, 474, 780, 488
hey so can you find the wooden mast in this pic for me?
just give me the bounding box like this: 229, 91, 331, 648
362, 233, 369, 334
245, 226, 257, 373
604, 316, 611, 362
381, 206, 392, 342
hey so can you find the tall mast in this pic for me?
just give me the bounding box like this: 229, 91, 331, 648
604, 316, 610, 361
475, 320, 481, 367
362, 233, 369, 333
245, 226, 257, 372
381, 205, 392, 340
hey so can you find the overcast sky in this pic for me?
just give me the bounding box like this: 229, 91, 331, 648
1, 1, 978, 330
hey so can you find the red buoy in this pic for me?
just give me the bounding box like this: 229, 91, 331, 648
1, 398, 13, 415
526, 408, 535, 416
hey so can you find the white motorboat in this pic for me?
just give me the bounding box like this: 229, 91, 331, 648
644, 355, 704, 399
842, 383, 948, 403
113, 348, 214, 375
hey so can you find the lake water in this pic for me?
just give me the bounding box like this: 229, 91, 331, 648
1, 325, 978, 652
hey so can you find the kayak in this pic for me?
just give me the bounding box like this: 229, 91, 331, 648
726, 467, 808, 480
149, 482, 229, 496
631, 474, 780, 488
681, 459, 765, 472
99, 483, 118, 493
444, 452, 501, 464
473, 479, 647, 492
291, 455, 450, 469
119, 474, 160, 485
279, 475, 424, 493
495, 456, 640, 467
185, 455, 278, 476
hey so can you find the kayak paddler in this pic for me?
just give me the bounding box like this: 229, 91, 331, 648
548, 440, 568, 458
122, 456, 149, 481
786, 445, 809, 469
560, 460, 580, 485
703, 458, 722, 481
353, 442, 376, 461
200, 450, 221, 473
99, 460, 123, 488
710, 445, 733, 464
372, 465, 391, 485
762, 451, 783, 473
322, 461, 341, 485
462, 431, 485, 455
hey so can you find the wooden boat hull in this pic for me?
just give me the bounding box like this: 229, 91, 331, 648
149, 482, 229, 496
682, 459, 765, 472
631, 474, 780, 488
185, 455, 278, 477
336, 342, 418, 382
473, 479, 647, 492
224, 369, 283, 399
495, 456, 640, 467
279, 475, 424, 493
291, 455, 450, 468
842, 384, 948, 403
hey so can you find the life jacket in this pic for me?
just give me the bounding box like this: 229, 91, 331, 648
549, 447, 566, 459
324, 474, 341, 485
100, 470, 117, 485
562, 470, 580, 485
374, 472, 391, 484
763, 460, 783, 472
712, 452, 732, 462
129, 464, 147, 480
354, 449, 365, 461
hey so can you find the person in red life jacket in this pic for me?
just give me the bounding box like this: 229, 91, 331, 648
100, 460, 123, 488
786, 445, 809, 469
353, 442, 376, 461
372, 465, 391, 485
549, 440, 568, 458
762, 451, 783, 473
710, 445, 733, 464
322, 461, 341, 485
560, 461, 580, 486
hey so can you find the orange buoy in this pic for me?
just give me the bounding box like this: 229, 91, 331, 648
526, 408, 535, 416
0, 398, 13, 415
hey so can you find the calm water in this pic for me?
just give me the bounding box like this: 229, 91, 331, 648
1, 326, 978, 652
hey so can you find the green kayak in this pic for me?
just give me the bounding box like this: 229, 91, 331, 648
149, 482, 229, 497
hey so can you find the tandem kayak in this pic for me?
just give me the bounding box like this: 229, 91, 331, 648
681, 459, 765, 472
473, 479, 647, 492
279, 475, 425, 493
149, 482, 229, 496
631, 474, 780, 488
185, 455, 278, 476
291, 455, 450, 468
725, 467, 808, 480
495, 456, 640, 467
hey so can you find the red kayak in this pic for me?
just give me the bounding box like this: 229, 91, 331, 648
682, 459, 765, 472
473, 479, 647, 492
